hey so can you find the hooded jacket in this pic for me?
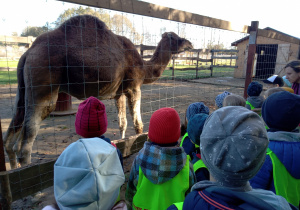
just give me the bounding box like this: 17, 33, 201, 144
180, 181, 296, 210
125, 141, 196, 206
250, 131, 300, 194
246, 95, 264, 110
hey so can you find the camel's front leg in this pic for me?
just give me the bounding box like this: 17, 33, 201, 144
115, 94, 127, 139
126, 89, 143, 134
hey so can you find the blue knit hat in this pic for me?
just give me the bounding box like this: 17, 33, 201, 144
186, 102, 209, 121
262, 91, 300, 131
247, 81, 263, 96
215, 91, 231, 108
187, 113, 209, 145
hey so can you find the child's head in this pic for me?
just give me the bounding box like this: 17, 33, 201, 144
215, 91, 231, 109
223, 94, 246, 107
54, 138, 125, 209
247, 81, 263, 97
187, 113, 209, 146
200, 106, 269, 188
148, 107, 181, 146
264, 87, 285, 98
262, 91, 300, 132
75, 97, 107, 138
263, 75, 284, 88
186, 102, 210, 122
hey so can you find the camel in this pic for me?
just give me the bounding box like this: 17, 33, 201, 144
4, 15, 193, 169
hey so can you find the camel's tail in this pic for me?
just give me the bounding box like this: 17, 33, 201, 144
4, 52, 27, 143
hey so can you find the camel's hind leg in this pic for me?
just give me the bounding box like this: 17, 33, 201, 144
4, 87, 26, 169
13, 87, 59, 167
126, 89, 143, 134
115, 94, 127, 139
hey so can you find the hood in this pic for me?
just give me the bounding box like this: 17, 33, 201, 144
247, 96, 264, 108
54, 138, 125, 210
191, 181, 292, 210
268, 131, 300, 178
138, 141, 187, 184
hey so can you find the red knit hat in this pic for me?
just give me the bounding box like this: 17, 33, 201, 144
75, 97, 107, 138
148, 108, 181, 144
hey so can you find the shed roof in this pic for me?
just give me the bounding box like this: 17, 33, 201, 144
231, 27, 300, 46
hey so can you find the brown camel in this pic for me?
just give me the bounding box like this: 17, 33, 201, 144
4, 15, 193, 169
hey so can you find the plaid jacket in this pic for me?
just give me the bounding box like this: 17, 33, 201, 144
125, 141, 196, 206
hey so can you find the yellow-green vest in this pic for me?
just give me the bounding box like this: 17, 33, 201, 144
173, 202, 183, 210
246, 100, 255, 110
132, 159, 190, 210
267, 148, 300, 207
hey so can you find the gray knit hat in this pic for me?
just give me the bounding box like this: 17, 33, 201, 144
215, 91, 231, 108
200, 106, 269, 188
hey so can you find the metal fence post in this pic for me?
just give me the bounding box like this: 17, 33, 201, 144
244, 21, 259, 98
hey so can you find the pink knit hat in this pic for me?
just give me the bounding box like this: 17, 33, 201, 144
75, 97, 107, 138
148, 108, 181, 145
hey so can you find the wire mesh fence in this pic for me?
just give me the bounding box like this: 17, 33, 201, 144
0, 0, 299, 208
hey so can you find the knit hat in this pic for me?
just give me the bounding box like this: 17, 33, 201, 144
200, 106, 269, 188
215, 91, 231, 108
187, 113, 209, 146
263, 75, 284, 87
148, 107, 181, 145
247, 81, 263, 96
262, 91, 300, 131
75, 97, 107, 138
54, 138, 125, 210
186, 102, 210, 121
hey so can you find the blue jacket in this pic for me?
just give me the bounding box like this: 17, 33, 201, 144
170, 181, 296, 210
250, 131, 300, 194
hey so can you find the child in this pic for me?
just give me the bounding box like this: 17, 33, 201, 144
125, 107, 196, 210
43, 138, 126, 210
245, 81, 264, 110
250, 91, 300, 207
186, 114, 209, 182
172, 106, 295, 210
75, 96, 123, 168
180, 102, 209, 158
223, 94, 246, 107
215, 91, 231, 109
263, 75, 284, 88
264, 87, 285, 98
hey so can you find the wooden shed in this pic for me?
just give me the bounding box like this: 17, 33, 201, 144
231, 27, 300, 79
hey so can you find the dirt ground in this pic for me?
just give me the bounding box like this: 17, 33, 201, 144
0, 76, 246, 209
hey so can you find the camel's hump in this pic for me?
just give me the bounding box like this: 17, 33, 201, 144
58, 15, 109, 32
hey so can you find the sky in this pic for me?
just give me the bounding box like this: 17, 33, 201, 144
1, 0, 299, 41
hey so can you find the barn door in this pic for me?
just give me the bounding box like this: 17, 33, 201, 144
254, 44, 278, 79
275, 44, 291, 76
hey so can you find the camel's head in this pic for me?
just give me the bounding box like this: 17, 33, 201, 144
161, 32, 193, 54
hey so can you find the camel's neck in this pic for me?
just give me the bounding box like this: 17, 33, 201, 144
143, 44, 172, 84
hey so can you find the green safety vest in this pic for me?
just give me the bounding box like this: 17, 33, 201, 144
193, 159, 207, 172
173, 202, 183, 210
267, 148, 300, 207
246, 100, 255, 110
246, 101, 269, 129
132, 159, 190, 210
180, 133, 199, 149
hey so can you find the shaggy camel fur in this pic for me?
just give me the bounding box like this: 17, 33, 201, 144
4, 15, 193, 169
